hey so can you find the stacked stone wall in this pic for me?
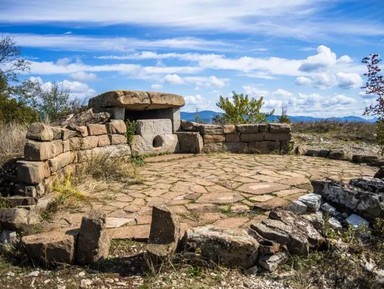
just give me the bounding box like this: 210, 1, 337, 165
178, 122, 292, 154
16, 120, 130, 196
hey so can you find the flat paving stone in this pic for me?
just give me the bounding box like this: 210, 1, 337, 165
238, 182, 290, 195
47, 153, 377, 239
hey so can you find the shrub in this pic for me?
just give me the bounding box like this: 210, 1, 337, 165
216, 91, 274, 124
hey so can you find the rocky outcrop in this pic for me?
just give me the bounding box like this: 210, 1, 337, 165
312, 178, 384, 221
181, 226, 260, 269
250, 208, 325, 256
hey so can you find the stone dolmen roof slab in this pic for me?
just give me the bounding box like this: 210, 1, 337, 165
88, 90, 185, 110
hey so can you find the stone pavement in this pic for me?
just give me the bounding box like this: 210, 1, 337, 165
51, 153, 376, 239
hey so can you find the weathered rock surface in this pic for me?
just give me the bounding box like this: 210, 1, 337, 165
251, 209, 324, 256
258, 251, 288, 272
181, 226, 259, 269
76, 211, 110, 265
374, 166, 384, 179
88, 90, 185, 110
287, 200, 307, 215
176, 132, 203, 154
26, 123, 54, 141
298, 193, 322, 212
312, 179, 384, 221
0, 208, 40, 230
52, 109, 110, 128
147, 205, 180, 262
22, 229, 77, 266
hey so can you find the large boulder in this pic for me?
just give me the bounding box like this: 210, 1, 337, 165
181, 226, 260, 269
88, 90, 185, 110
76, 211, 110, 265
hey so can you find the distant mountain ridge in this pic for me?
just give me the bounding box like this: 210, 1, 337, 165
180, 110, 377, 124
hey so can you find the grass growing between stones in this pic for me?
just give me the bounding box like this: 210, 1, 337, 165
284, 219, 384, 289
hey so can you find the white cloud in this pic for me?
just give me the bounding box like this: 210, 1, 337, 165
335, 72, 362, 89
70, 71, 97, 81
164, 74, 184, 84
299, 45, 336, 72
151, 83, 163, 90
295, 76, 312, 86
2, 1, 384, 41
28, 76, 96, 100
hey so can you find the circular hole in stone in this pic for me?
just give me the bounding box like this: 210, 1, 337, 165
152, 135, 164, 148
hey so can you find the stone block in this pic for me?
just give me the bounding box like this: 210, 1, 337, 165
63, 140, 70, 152
106, 120, 127, 134
51, 127, 64, 140
176, 132, 203, 154
48, 152, 76, 172
22, 229, 77, 266
77, 211, 110, 265
69, 137, 82, 150
223, 125, 236, 134
202, 142, 224, 153
240, 133, 264, 142
287, 200, 307, 215
109, 134, 127, 145
181, 226, 259, 269
269, 123, 291, 133
224, 142, 249, 153
264, 132, 291, 141
0, 196, 37, 207
180, 121, 200, 132
298, 193, 322, 212
26, 123, 54, 141
305, 149, 330, 158
236, 124, 259, 134
0, 208, 40, 230
136, 119, 172, 136
131, 134, 178, 155
75, 126, 88, 137
258, 252, 288, 272
24, 140, 62, 161
147, 205, 180, 263
203, 134, 225, 143
346, 214, 369, 230
81, 136, 99, 150
87, 124, 107, 136
199, 125, 224, 135
62, 128, 79, 140
97, 135, 111, 147
328, 149, 345, 160
352, 154, 378, 165
225, 133, 240, 142
14, 183, 44, 197
258, 123, 268, 132
249, 141, 280, 154
321, 203, 337, 216
17, 161, 50, 184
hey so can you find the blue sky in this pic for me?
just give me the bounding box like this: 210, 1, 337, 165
1, 0, 383, 117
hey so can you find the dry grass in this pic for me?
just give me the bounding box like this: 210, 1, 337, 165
0, 122, 27, 164
77, 151, 141, 183
292, 121, 377, 143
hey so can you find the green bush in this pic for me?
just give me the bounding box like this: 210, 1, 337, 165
216, 91, 274, 124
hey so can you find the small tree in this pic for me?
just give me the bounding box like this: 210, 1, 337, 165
216, 91, 274, 124
362, 54, 384, 154
277, 105, 291, 124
